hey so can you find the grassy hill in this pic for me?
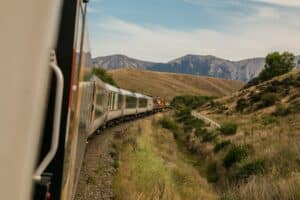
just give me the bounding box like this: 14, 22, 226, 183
109, 69, 244, 101
192, 69, 300, 199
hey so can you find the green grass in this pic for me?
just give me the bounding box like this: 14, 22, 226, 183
223, 145, 249, 169
214, 140, 232, 153
219, 122, 238, 135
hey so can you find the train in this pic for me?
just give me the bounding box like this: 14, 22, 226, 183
79, 76, 164, 139
0, 0, 165, 200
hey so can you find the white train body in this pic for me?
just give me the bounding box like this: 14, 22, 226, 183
79, 77, 153, 138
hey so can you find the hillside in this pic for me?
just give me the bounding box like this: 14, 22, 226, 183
109, 69, 244, 101
190, 69, 300, 199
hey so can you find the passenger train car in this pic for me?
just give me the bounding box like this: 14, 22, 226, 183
0, 0, 164, 200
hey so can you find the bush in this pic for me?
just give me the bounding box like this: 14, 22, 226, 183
261, 116, 279, 126
258, 52, 295, 82
236, 98, 248, 112
220, 122, 238, 135
223, 145, 248, 168
201, 132, 217, 143
159, 117, 180, 138
90, 67, 118, 86
175, 107, 205, 132
273, 105, 291, 116
214, 140, 232, 153
206, 162, 219, 183
258, 92, 278, 108
171, 95, 216, 109
233, 160, 266, 181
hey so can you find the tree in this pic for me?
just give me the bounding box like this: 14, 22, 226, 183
258, 52, 295, 82
90, 67, 118, 86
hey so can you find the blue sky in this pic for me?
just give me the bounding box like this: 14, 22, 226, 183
87, 0, 300, 62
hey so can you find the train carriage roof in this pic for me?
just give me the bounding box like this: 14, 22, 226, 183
104, 83, 120, 93
135, 93, 152, 99
120, 88, 136, 97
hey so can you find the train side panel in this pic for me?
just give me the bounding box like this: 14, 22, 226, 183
90, 80, 108, 135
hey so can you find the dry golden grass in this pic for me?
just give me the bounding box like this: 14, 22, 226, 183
193, 70, 300, 199
109, 69, 244, 101
113, 114, 218, 200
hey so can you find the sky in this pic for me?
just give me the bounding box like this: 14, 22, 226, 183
87, 0, 300, 62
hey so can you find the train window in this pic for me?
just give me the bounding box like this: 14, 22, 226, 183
110, 92, 114, 111
139, 98, 148, 108
95, 91, 106, 117
114, 93, 118, 110
118, 94, 123, 109
126, 96, 137, 108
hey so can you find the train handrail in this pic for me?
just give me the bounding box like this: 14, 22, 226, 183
33, 62, 64, 181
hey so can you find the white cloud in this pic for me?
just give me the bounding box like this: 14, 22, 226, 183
252, 0, 300, 7
184, 0, 300, 7
90, 7, 300, 62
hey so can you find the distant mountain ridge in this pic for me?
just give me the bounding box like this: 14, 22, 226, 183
92, 54, 156, 70
92, 54, 300, 82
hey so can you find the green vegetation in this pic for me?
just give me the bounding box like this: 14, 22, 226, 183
246, 52, 295, 87
175, 107, 205, 132
158, 117, 180, 138
214, 140, 232, 153
90, 67, 118, 86
261, 116, 279, 126
236, 98, 248, 113
206, 162, 219, 183
273, 104, 291, 116
113, 116, 218, 200
201, 131, 217, 143
171, 95, 215, 109
219, 122, 238, 135
223, 145, 249, 169
233, 160, 266, 181
258, 92, 278, 108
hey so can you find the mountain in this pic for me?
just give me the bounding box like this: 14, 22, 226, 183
93, 54, 300, 82
109, 68, 244, 101
148, 55, 265, 82
92, 54, 157, 70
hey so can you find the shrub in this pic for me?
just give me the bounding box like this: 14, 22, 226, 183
175, 108, 205, 132
201, 132, 217, 143
258, 93, 278, 108
223, 145, 248, 168
171, 95, 216, 109
195, 127, 208, 137
236, 98, 248, 112
206, 162, 219, 183
90, 67, 118, 86
214, 140, 232, 153
233, 160, 266, 181
258, 52, 295, 82
159, 117, 180, 138
261, 116, 279, 126
220, 122, 238, 135
273, 105, 291, 116
249, 92, 262, 103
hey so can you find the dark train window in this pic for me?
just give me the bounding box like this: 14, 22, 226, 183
126, 96, 137, 108
95, 91, 106, 117
118, 94, 123, 109
139, 98, 148, 108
